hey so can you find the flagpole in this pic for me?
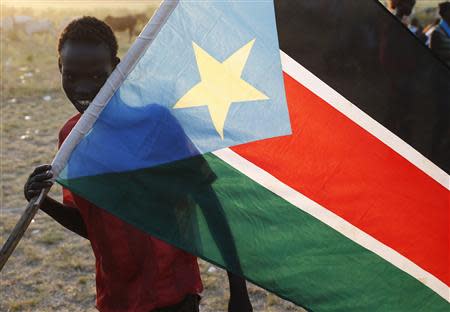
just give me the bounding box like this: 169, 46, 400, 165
0, 0, 179, 272
0, 189, 48, 271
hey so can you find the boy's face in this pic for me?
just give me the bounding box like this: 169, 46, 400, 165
60, 40, 116, 113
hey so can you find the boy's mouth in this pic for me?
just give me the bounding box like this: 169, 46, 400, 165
76, 100, 91, 109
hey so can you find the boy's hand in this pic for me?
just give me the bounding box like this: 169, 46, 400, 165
24, 164, 53, 201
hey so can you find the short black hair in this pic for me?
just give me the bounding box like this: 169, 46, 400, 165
58, 16, 118, 60
439, 1, 450, 16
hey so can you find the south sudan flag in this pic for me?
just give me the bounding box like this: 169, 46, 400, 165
55, 1, 449, 310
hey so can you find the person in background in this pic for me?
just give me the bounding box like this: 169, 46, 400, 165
409, 17, 427, 42
408, 17, 420, 33
388, 0, 416, 24
424, 18, 441, 46
430, 1, 450, 66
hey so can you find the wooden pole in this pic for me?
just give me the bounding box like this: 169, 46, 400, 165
0, 187, 49, 271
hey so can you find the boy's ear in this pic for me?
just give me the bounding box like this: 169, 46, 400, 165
58, 57, 62, 73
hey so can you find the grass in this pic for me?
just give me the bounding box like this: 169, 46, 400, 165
9, 297, 42, 312
0, 5, 304, 312
36, 230, 64, 245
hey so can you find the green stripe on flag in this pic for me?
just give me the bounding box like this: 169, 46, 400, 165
58, 154, 449, 311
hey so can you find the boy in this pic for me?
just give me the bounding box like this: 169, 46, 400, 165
430, 1, 450, 66
24, 16, 252, 312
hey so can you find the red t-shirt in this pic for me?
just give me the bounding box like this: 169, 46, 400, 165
59, 114, 203, 312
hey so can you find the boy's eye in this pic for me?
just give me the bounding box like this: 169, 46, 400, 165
64, 73, 73, 80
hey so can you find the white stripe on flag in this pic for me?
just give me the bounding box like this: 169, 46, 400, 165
280, 50, 450, 191
213, 148, 450, 302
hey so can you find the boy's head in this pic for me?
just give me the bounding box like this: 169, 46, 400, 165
439, 2, 450, 23
58, 16, 119, 113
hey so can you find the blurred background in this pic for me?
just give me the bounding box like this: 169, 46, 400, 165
382, 0, 443, 21
0, 0, 445, 311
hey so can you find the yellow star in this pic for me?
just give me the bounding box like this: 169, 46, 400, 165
173, 39, 269, 139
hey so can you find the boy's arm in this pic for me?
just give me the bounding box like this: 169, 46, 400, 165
24, 164, 88, 239
39, 196, 88, 239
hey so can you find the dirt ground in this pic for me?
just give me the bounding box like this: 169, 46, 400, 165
0, 5, 305, 312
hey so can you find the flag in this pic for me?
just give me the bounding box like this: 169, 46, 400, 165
54, 0, 450, 310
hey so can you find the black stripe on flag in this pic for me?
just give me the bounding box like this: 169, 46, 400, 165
275, 0, 450, 174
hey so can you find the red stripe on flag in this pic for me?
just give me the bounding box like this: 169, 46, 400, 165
231, 73, 449, 286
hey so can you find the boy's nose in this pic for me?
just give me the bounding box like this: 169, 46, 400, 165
75, 92, 95, 100
74, 85, 97, 100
